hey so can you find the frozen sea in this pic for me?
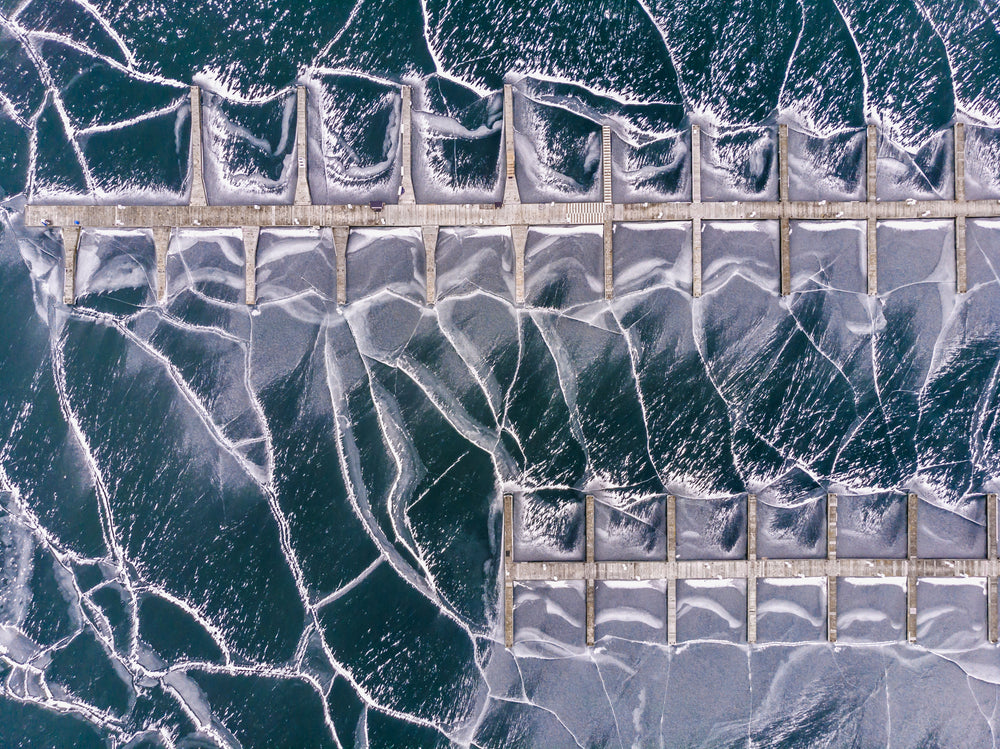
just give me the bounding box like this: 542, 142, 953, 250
5, 0, 1000, 746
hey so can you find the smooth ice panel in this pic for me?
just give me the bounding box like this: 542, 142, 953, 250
836, 577, 906, 643
435, 227, 513, 302
345, 227, 425, 303
524, 227, 603, 309
513, 581, 586, 654
917, 578, 987, 650
756, 577, 827, 643
675, 579, 747, 643
594, 580, 667, 644
612, 222, 691, 297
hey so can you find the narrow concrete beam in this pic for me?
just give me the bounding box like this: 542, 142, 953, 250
603, 219, 613, 301
60, 226, 80, 305
956, 215, 967, 294
747, 493, 757, 644
512, 224, 527, 305
866, 124, 877, 203
153, 227, 170, 302
867, 217, 877, 296
422, 225, 438, 305
691, 124, 701, 203
907, 492, 918, 643
780, 216, 791, 297
504, 493, 514, 649
502, 84, 520, 206
989, 493, 998, 644
691, 216, 702, 298
667, 577, 677, 646
399, 86, 416, 205
242, 226, 259, 305
188, 86, 207, 207
989, 493, 998, 562
334, 226, 349, 305
585, 494, 596, 647
667, 493, 677, 645
955, 122, 966, 203
778, 124, 790, 203
294, 85, 312, 206
827, 492, 837, 561
828, 576, 837, 643
602, 126, 613, 205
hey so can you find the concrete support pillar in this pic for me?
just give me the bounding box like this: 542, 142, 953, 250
667, 494, 677, 645
602, 126, 613, 300
294, 85, 312, 206
691, 124, 702, 299
504, 493, 514, 649
242, 226, 259, 306
989, 493, 998, 643
691, 217, 702, 298
334, 226, 349, 305
867, 125, 878, 296
603, 219, 613, 301
779, 124, 791, 297
399, 86, 416, 205
827, 493, 837, 642
61, 225, 80, 305
747, 493, 757, 644
585, 494, 596, 647
502, 84, 520, 206
188, 86, 207, 207
867, 217, 877, 297
866, 124, 877, 203
421, 225, 438, 305
512, 224, 527, 305
907, 492, 918, 643
955, 122, 966, 203
153, 227, 170, 302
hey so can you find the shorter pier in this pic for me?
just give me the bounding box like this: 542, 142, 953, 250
26, 85, 985, 306
502, 492, 1000, 648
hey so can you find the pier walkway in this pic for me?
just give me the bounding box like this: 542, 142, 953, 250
503, 493, 1000, 648
25, 86, 991, 306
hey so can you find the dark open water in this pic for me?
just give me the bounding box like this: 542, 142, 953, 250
4, 1, 1000, 746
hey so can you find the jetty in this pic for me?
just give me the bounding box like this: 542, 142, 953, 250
25, 85, 987, 306
503, 492, 1000, 648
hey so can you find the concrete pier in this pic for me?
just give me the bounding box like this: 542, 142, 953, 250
667, 494, 677, 645
399, 86, 416, 206
585, 494, 595, 647
294, 86, 312, 207
827, 493, 837, 642
30, 88, 996, 311
990, 492, 998, 643
500, 487, 1000, 648
602, 126, 613, 300
61, 226, 80, 304
779, 125, 791, 297
503, 493, 514, 648
502, 84, 520, 206
747, 493, 757, 644
188, 86, 207, 207
867, 125, 878, 296
511, 224, 527, 304
907, 492, 918, 643
955, 122, 967, 293
422, 225, 438, 305
153, 227, 170, 301
242, 226, 259, 305
691, 124, 702, 298
334, 226, 349, 305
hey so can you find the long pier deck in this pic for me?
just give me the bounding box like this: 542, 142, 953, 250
504, 493, 1000, 648
24, 85, 990, 306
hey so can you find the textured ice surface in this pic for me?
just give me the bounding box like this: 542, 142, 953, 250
837, 577, 906, 643
756, 578, 827, 643
594, 580, 667, 644
675, 579, 747, 643
917, 578, 987, 651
